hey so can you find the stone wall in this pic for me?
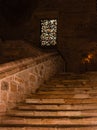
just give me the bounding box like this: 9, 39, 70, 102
0, 0, 96, 72
0, 40, 47, 64
28, 0, 97, 72
0, 52, 64, 115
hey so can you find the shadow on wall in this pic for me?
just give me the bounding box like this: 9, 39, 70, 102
0, 40, 46, 64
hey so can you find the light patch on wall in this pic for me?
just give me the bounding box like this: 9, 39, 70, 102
82, 53, 94, 64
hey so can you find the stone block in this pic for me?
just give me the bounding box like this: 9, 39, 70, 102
0, 103, 6, 112
10, 81, 18, 92
1, 81, 9, 91
14, 76, 24, 84
29, 74, 36, 82
0, 52, 64, 114
1, 91, 8, 102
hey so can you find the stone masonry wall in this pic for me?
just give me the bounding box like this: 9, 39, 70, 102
0, 52, 64, 115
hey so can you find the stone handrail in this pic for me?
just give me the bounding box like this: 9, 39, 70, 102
0, 51, 64, 114
0, 52, 58, 79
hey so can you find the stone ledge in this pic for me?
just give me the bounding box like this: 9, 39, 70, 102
0, 51, 64, 113
0, 52, 58, 79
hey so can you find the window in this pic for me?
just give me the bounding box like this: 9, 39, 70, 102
40, 19, 57, 47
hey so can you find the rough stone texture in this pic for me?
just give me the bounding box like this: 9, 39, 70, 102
0, 51, 64, 113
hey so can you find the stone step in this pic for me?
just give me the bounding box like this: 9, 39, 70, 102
38, 84, 97, 89
39, 84, 95, 89
53, 74, 87, 77
45, 81, 89, 87
44, 81, 88, 86
29, 93, 97, 99
56, 127, 97, 130
42, 79, 91, 85
51, 78, 88, 82
17, 104, 97, 111
50, 75, 87, 79
38, 87, 97, 91
50, 78, 87, 81
40, 81, 92, 86
1, 117, 97, 126
27, 93, 92, 99
0, 128, 25, 130
39, 84, 92, 88
39, 85, 94, 90
25, 98, 97, 104
0, 72, 96, 130
38, 88, 97, 92
7, 109, 97, 117
50, 78, 88, 82
37, 90, 97, 94
27, 127, 97, 130
1, 126, 97, 130
45, 79, 88, 84
53, 75, 87, 78
0, 127, 58, 130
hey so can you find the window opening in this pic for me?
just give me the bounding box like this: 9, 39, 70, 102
40, 19, 57, 47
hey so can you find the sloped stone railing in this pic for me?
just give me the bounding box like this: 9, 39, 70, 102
0, 52, 64, 114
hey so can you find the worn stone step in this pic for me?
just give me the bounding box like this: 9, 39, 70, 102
40, 83, 94, 87
1, 126, 97, 130
50, 78, 88, 82
17, 104, 97, 111
37, 90, 97, 94
27, 93, 92, 99
39, 87, 97, 91
1, 117, 97, 126
0, 128, 25, 130
0, 127, 57, 130
54, 74, 87, 78
48, 77, 83, 81
50, 78, 86, 82
25, 98, 97, 104
54, 73, 86, 77
60, 77, 86, 80
45, 82, 89, 87
39, 85, 92, 89
7, 109, 97, 117
29, 93, 97, 99
37, 91, 97, 95
41, 80, 91, 86
39, 85, 95, 89
44, 79, 89, 85
38, 86, 91, 91
38, 89, 97, 93
60, 85, 94, 88
39, 84, 94, 89
44, 81, 88, 86
56, 127, 97, 130
53, 75, 87, 79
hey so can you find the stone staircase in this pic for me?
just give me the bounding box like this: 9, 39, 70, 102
1, 73, 97, 130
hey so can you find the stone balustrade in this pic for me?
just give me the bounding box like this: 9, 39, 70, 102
0, 51, 64, 115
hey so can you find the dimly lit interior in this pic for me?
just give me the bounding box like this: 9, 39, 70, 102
0, 1, 97, 129
0, 0, 97, 72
